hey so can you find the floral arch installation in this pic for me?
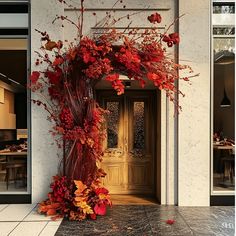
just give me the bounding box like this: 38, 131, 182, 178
30, 0, 197, 220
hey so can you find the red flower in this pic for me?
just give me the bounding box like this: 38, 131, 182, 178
148, 12, 162, 24
147, 72, 162, 87
95, 187, 109, 195
45, 69, 61, 85
82, 50, 96, 64
59, 108, 74, 130
30, 71, 40, 84
94, 203, 106, 215
105, 74, 124, 95
169, 33, 180, 44
162, 33, 180, 47
166, 219, 175, 225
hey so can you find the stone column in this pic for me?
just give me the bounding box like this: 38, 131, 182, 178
178, 0, 211, 206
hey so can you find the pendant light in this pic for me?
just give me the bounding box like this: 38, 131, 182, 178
214, 50, 235, 65
214, 50, 234, 108
220, 87, 231, 107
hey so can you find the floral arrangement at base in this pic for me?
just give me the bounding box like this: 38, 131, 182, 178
31, 0, 197, 221
38, 170, 111, 221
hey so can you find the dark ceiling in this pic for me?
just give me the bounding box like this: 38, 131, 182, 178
0, 50, 27, 86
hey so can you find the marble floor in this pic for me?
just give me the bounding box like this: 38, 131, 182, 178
55, 205, 235, 236
0, 203, 234, 236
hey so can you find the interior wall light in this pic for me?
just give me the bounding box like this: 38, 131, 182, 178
220, 87, 231, 107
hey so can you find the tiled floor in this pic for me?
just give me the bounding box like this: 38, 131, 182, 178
55, 205, 235, 236
0, 204, 234, 236
0, 204, 62, 236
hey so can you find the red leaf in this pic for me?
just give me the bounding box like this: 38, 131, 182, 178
166, 219, 175, 225
90, 213, 97, 220
95, 187, 109, 195
53, 57, 64, 66
94, 203, 106, 215
104, 73, 119, 82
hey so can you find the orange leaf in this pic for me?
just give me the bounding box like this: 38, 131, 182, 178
45, 41, 57, 51
74, 180, 87, 195
47, 208, 57, 216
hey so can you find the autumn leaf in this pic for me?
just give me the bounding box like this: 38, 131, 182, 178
94, 203, 107, 215
95, 187, 109, 195
45, 41, 58, 51
47, 208, 57, 216
166, 219, 175, 225
74, 180, 87, 195
75, 201, 94, 214
53, 57, 64, 66
90, 213, 97, 220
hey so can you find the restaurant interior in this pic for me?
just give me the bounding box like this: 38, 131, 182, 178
213, 26, 235, 193
0, 39, 28, 192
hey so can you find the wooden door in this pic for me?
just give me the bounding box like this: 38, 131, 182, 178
97, 90, 156, 195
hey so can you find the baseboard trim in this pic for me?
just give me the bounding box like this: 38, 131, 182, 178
210, 195, 235, 206
0, 194, 31, 204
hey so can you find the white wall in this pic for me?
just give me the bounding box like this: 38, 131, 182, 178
30, 0, 212, 206
178, 0, 211, 206
30, 0, 178, 204
31, 0, 63, 203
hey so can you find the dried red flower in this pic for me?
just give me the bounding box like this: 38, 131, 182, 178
148, 12, 162, 23
30, 71, 40, 84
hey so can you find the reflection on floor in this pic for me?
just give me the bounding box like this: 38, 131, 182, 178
0, 181, 27, 192
213, 173, 235, 191
55, 205, 235, 236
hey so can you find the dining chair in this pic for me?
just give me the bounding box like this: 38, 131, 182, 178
5, 159, 27, 190
0, 157, 7, 182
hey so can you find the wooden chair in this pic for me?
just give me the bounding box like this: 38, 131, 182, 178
0, 157, 7, 182
222, 155, 235, 183
5, 160, 27, 190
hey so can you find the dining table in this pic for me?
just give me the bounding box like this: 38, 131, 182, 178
0, 150, 27, 163
213, 143, 235, 183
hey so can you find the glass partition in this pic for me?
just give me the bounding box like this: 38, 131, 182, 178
0, 40, 28, 193
212, 1, 235, 194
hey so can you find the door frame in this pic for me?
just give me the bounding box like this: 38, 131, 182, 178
96, 89, 158, 197
0, 2, 31, 203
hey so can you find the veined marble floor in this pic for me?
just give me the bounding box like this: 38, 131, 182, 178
0, 203, 234, 236
55, 205, 235, 236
